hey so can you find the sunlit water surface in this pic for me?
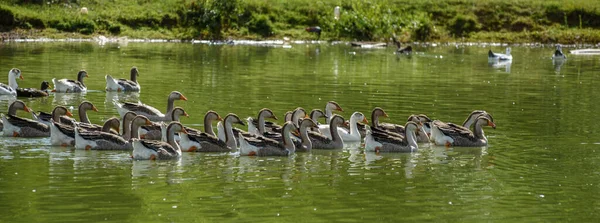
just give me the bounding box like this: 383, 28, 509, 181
0, 42, 599, 222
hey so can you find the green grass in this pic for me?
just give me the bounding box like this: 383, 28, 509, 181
1, 0, 600, 43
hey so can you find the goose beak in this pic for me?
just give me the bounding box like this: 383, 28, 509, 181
19, 75, 24, 80
337, 107, 344, 112
179, 95, 188, 101
145, 120, 152, 125
92, 106, 99, 112
362, 117, 369, 124
271, 115, 278, 120
292, 130, 300, 137
383, 112, 389, 118
66, 110, 73, 117
23, 105, 31, 113
116, 127, 120, 133
183, 112, 189, 117
181, 128, 189, 134
304, 114, 310, 119
85, 73, 89, 77
489, 121, 496, 129
217, 116, 223, 121
238, 120, 246, 126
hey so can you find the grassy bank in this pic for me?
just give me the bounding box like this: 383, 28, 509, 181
1, 0, 600, 43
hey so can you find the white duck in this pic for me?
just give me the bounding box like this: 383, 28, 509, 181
52, 70, 88, 93
132, 122, 188, 160
319, 112, 367, 142
0, 68, 23, 96
114, 91, 187, 121
488, 47, 512, 61
105, 66, 141, 92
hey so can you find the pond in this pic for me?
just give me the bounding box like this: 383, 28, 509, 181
0, 41, 599, 222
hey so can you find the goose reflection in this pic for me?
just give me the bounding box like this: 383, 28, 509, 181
53, 92, 86, 105
105, 91, 140, 107
552, 57, 566, 74
488, 59, 512, 73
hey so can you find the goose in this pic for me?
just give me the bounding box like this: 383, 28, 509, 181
49, 106, 77, 146
307, 114, 345, 150
17, 81, 51, 97
239, 121, 297, 156
488, 47, 512, 61
320, 112, 367, 142
247, 108, 278, 135
552, 44, 567, 60
0, 68, 23, 96
138, 107, 188, 140
2, 100, 50, 137
324, 101, 343, 124
105, 66, 141, 92
364, 121, 420, 153
132, 122, 188, 160
429, 110, 494, 144
114, 91, 187, 121
75, 115, 152, 150
294, 118, 318, 152
179, 111, 232, 152
120, 111, 140, 140
430, 116, 496, 147
52, 70, 88, 93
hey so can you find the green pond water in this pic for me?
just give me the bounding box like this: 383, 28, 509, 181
0, 41, 599, 222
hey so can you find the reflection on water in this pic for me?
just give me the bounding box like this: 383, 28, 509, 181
552, 58, 566, 74
488, 59, 512, 73
1, 43, 600, 222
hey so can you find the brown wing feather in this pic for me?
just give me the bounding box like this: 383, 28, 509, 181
7, 115, 49, 132
122, 102, 162, 116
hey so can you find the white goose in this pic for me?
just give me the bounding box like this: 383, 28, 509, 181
105, 66, 141, 92
0, 68, 23, 96
319, 112, 368, 142
2, 100, 50, 137
488, 47, 512, 61
114, 91, 187, 122
52, 70, 88, 93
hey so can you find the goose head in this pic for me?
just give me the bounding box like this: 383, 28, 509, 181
258, 108, 278, 120
123, 111, 137, 123
52, 106, 73, 121
9, 100, 30, 113
79, 101, 99, 112
284, 111, 293, 122
371, 107, 388, 127
205, 110, 223, 122
130, 66, 139, 81
330, 114, 346, 127
224, 113, 245, 126
171, 107, 189, 121
9, 68, 23, 80
505, 47, 511, 55
326, 101, 344, 112
167, 122, 188, 135
105, 117, 121, 133
292, 107, 309, 127
350, 112, 368, 124
476, 116, 496, 129
310, 109, 327, 122
169, 91, 188, 101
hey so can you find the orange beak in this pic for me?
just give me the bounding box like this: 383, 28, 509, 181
23, 105, 31, 113
145, 120, 152, 125
19, 75, 24, 80
51, 89, 56, 92
337, 107, 344, 112
85, 74, 89, 77
362, 117, 369, 124
248, 151, 257, 156
116, 127, 120, 133
65, 110, 73, 117
183, 112, 189, 117
383, 112, 389, 118
181, 128, 189, 134
180, 95, 188, 101
217, 116, 223, 121
92, 106, 99, 112
489, 121, 497, 129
